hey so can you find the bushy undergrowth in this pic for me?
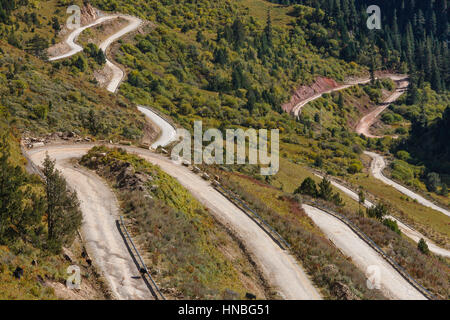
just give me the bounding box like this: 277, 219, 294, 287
88, 0, 370, 179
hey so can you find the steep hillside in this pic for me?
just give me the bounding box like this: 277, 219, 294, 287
91, 0, 364, 122
270, 0, 449, 92
400, 107, 450, 181
0, 42, 147, 141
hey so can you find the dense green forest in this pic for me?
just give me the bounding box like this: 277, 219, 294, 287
269, 0, 449, 92
0, 1, 446, 195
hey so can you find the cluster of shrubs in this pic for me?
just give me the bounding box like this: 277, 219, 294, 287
294, 177, 343, 206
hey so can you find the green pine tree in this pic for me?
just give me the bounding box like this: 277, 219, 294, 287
294, 177, 318, 197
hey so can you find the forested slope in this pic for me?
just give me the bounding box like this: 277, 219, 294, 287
269, 0, 449, 92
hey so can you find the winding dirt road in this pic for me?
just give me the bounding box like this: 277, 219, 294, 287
291, 75, 407, 118
26, 144, 322, 300
49, 15, 118, 61
28, 147, 152, 300
302, 205, 426, 300
365, 151, 450, 219
291, 80, 367, 117
48, 14, 143, 94
355, 79, 409, 138
137, 106, 177, 149
49, 13, 176, 148
44, 9, 435, 300
100, 16, 142, 93
313, 173, 450, 258
291, 74, 450, 257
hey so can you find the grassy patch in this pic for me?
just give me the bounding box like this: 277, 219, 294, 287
237, 0, 294, 27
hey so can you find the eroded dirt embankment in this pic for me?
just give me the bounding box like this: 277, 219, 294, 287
282, 77, 340, 114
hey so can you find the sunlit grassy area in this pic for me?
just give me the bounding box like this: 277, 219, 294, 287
275, 153, 450, 244
273, 158, 360, 210
0, 244, 61, 300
